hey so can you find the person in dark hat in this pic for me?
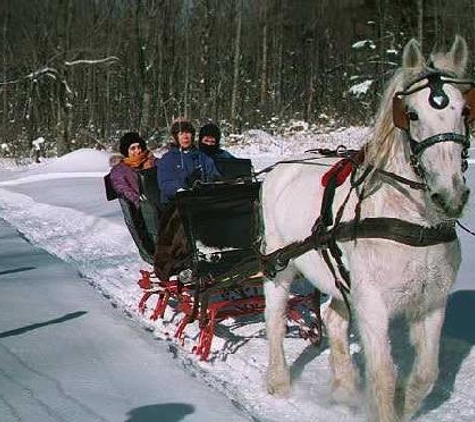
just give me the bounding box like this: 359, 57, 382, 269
109, 132, 156, 209
198, 123, 235, 160
158, 118, 220, 205
170, 119, 196, 148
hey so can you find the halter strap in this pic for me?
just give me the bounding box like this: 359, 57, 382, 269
396, 69, 474, 100
409, 132, 469, 158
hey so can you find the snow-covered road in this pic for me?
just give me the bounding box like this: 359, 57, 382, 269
0, 218, 249, 422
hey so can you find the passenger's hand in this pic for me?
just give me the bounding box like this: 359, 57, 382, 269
186, 169, 202, 187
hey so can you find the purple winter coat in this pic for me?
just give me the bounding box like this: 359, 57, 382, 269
109, 162, 141, 208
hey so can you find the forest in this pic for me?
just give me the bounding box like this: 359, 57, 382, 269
0, 0, 474, 157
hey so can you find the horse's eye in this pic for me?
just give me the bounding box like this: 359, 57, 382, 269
407, 111, 419, 121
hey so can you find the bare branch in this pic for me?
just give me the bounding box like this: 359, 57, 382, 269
0, 66, 60, 85
64, 57, 120, 66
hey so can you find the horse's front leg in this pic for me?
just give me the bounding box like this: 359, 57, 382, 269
264, 267, 293, 396
355, 292, 398, 422
323, 297, 360, 405
401, 306, 445, 420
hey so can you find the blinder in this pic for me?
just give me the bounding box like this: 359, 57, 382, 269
464, 87, 475, 124
393, 95, 409, 131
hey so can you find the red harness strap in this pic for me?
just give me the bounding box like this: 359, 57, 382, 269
321, 150, 364, 187
321, 159, 353, 187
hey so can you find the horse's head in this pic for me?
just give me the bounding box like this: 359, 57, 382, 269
392, 36, 475, 220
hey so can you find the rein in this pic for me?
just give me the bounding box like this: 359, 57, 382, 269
253, 147, 359, 177
253, 157, 331, 177
370, 167, 426, 191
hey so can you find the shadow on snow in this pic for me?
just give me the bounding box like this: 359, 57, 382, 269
0, 311, 88, 338
125, 403, 195, 422
418, 290, 475, 415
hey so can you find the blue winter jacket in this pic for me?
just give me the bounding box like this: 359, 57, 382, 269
158, 147, 221, 204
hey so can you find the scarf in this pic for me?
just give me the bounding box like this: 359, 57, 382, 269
123, 150, 155, 169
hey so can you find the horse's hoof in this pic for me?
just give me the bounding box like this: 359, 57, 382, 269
267, 382, 291, 397
331, 379, 360, 407
266, 371, 291, 397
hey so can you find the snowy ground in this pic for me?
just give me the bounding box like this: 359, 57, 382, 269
0, 128, 475, 421
0, 218, 250, 422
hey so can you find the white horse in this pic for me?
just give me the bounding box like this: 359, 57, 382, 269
261, 36, 475, 422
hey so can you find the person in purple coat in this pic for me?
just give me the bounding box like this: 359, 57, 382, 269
109, 132, 156, 209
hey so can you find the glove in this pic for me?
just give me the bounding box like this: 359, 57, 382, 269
186, 168, 203, 187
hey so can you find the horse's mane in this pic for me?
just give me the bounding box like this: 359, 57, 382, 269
364, 69, 408, 170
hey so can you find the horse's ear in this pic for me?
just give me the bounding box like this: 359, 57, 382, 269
393, 96, 409, 130
464, 88, 475, 124
403, 38, 424, 69
448, 35, 468, 75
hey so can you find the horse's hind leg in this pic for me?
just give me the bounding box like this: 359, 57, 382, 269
401, 306, 445, 420
323, 297, 359, 405
264, 267, 293, 396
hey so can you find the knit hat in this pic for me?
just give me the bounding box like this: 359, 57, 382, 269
198, 123, 221, 146
170, 119, 195, 144
119, 132, 146, 157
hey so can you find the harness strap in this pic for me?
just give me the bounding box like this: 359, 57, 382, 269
320, 176, 337, 226
372, 167, 426, 190
334, 217, 457, 246
321, 248, 352, 315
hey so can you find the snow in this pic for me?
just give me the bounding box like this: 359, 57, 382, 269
0, 128, 475, 421
349, 80, 373, 97
32, 136, 45, 150
0, 219, 250, 422
351, 40, 376, 50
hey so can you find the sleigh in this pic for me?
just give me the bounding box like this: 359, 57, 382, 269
106, 158, 322, 360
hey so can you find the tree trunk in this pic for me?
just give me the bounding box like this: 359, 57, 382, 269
230, 0, 242, 130
184, 30, 190, 118
199, 0, 211, 119
56, 0, 73, 156
260, 0, 268, 112
417, 0, 424, 49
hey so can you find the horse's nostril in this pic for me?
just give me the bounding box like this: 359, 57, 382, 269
431, 192, 445, 209
431, 188, 469, 217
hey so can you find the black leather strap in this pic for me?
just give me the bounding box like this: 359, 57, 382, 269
334, 217, 457, 247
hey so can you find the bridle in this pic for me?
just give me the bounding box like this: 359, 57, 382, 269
392, 70, 475, 177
